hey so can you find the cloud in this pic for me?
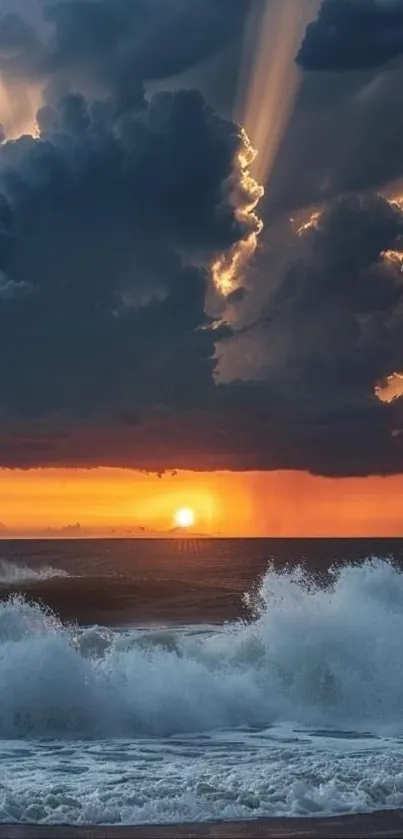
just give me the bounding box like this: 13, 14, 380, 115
245, 1, 403, 215
0, 0, 249, 136
0, 395, 400, 476
0, 0, 248, 94
0, 82, 264, 421
297, 0, 403, 72
376, 371, 403, 402
0, 152, 401, 477
259, 62, 403, 215
212, 192, 403, 474
0, 0, 401, 478
271, 194, 403, 397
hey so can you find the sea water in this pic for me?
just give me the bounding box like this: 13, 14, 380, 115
0, 538, 402, 826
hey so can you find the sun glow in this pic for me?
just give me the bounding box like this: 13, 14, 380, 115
174, 507, 196, 529
0, 468, 402, 537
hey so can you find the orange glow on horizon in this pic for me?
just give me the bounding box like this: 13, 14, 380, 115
0, 468, 402, 538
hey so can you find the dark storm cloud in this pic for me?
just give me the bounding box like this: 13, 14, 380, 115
297, 0, 403, 72
270, 194, 403, 395
0, 0, 401, 477
0, 0, 248, 94
0, 395, 401, 476
262, 59, 403, 215
266, 195, 402, 367
214, 192, 403, 474
1, 124, 402, 477
255, 0, 403, 215
0, 85, 260, 421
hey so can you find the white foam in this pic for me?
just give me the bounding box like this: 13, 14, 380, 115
0, 558, 401, 738
0, 731, 403, 824
0, 560, 68, 584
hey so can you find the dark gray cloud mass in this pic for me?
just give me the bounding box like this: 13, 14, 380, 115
262, 194, 403, 398
297, 0, 403, 72
0, 85, 253, 418
0, 0, 401, 476
216, 192, 403, 474
0, 0, 248, 93
262, 0, 403, 227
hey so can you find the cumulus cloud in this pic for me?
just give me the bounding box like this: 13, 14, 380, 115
0, 0, 401, 477
297, 0, 403, 72
0, 0, 248, 94
213, 191, 403, 474
0, 83, 264, 421
0, 0, 248, 136
268, 194, 403, 396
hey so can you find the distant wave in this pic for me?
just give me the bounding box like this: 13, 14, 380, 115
0, 560, 69, 584
0, 558, 402, 739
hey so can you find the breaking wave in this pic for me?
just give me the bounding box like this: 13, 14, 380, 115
0, 558, 402, 738
0, 560, 69, 584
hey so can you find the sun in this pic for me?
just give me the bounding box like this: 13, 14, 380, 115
174, 507, 195, 529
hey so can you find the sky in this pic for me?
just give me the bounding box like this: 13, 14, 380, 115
0, 468, 402, 538
0, 0, 402, 536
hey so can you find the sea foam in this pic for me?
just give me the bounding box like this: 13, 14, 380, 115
0, 558, 401, 738
0, 560, 69, 584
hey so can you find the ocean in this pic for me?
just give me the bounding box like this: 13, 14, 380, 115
0, 538, 402, 828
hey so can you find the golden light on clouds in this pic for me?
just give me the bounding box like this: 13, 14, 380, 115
212, 229, 261, 297
212, 1, 320, 299
236, 0, 320, 188
0, 78, 41, 139
212, 134, 264, 297
375, 372, 403, 404
297, 210, 321, 236
383, 249, 403, 271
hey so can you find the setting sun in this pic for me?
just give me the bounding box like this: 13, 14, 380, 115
174, 507, 196, 529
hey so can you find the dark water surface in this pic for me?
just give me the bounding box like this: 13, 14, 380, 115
0, 537, 401, 625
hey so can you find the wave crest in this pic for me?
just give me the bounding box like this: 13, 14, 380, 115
0, 558, 402, 738
0, 560, 69, 584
